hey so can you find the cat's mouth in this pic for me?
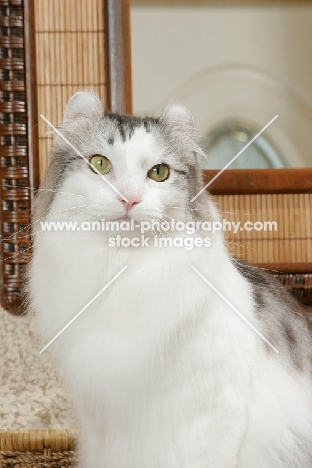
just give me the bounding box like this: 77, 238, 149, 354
112, 213, 139, 223
115, 215, 131, 222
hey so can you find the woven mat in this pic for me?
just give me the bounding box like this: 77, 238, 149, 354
0, 451, 77, 468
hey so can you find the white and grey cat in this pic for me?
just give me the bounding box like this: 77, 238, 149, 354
28, 92, 312, 468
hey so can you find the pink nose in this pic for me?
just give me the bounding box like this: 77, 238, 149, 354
120, 197, 140, 212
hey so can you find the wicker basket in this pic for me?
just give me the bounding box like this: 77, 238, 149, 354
0, 429, 78, 467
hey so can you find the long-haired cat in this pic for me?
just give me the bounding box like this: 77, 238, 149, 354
28, 92, 312, 467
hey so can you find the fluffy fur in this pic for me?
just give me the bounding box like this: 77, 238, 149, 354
28, 92, 312, 467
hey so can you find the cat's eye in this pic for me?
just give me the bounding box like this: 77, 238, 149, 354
90, 155, 111, 175
147, 164, 170, 182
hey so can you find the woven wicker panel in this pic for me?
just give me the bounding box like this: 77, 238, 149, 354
35, 0, 108, 182
0, 450, 77, 467
0, 0, 31, 313
0, 429, 77, 467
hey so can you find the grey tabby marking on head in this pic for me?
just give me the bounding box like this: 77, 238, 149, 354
104, 113, 159, 143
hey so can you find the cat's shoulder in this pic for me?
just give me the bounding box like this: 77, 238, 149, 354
233, 259, 312, 359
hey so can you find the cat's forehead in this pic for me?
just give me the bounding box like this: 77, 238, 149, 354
110, 126, 160, 154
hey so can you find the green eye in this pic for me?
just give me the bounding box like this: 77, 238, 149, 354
148, 164, 170, 182
90, 155, 111, 175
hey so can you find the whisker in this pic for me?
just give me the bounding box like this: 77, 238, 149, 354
0, 204, 92, 243
0, 207, 91, 263
165, 205, 241, 216
226, 240, 259, 253
0, 183, 98, 201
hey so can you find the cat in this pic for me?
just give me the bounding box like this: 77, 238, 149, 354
28, 91, 312, 468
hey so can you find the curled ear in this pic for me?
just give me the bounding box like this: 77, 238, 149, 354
160, 103, 194, 130
63, 91, 103, 121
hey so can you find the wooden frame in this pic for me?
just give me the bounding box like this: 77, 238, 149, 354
207, 168, 312, 195
132, 0, 312, 5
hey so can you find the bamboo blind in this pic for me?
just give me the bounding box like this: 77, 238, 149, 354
214, 193, 312, 265
34, 0, 108, 182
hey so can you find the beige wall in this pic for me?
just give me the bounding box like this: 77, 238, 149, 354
131, 4, 312, 166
